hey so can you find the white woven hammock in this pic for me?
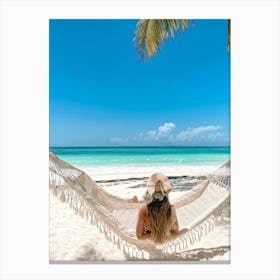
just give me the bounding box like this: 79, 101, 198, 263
49, 151, 230, 260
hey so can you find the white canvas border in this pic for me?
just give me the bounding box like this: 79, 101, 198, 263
0, 0, 279, 279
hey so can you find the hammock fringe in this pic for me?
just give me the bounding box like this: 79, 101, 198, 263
49, 152, 230, 260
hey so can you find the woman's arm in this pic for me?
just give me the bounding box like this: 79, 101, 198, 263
131, 195, 139, 203
136, 206, 151, 240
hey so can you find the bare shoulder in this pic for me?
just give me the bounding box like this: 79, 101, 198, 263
138, 205, 147, 216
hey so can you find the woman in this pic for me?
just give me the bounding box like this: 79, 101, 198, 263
136, 173, 179, 243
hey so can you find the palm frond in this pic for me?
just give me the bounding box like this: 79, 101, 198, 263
227, 19, 231, 52
133, 19, 190, 59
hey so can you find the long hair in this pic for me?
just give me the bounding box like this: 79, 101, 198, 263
147, 196, 172, 243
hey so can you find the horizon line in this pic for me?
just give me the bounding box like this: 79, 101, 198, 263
50, 145, 230, 148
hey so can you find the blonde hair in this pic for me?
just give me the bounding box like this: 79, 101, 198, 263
147, 196, 172, 243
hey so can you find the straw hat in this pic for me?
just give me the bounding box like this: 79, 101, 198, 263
147, 173, 171, 196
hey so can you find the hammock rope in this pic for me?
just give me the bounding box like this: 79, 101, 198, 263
49, 152, 230, 260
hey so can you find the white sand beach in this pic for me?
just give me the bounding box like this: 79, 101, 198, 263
50, 192, 126, 261
49, 166, 230, 262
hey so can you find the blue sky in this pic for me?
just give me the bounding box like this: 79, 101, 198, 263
50, 19, 230, 147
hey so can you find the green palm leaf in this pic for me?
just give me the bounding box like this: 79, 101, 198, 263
133, 19, 190, 59
133, 19, 231, 59
227, 19, 231, 52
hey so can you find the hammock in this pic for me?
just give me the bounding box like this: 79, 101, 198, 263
49, 151, 230, 260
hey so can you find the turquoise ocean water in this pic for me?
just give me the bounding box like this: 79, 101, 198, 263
51, 147, 230, 168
